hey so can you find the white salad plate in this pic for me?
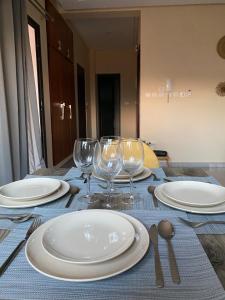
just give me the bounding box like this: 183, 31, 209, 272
155, 183, 225, 214
115, 167, 144, 179
42, 210, 135, 264
0, 178, 61, 201
25, 210, 150, 282
161, 181, 225, 207
0, 180, 69, 208
93, 168, 151, 183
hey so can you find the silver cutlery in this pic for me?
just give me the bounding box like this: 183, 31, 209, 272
149, 224, 164, 287
64, 173, 85, 182
0, 217, 41, 276
65, 186, 80, 208
150, 173, 173, 182
179, 217, 225, 228
0, 229, 10, 242
158, 220, 180, 284
0, 213, 40, 223
147, 186, 158, 208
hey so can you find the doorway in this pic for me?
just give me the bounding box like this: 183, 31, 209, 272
28, 16, 47, 165
97, 74, 120, 137
77, 64, 86, 138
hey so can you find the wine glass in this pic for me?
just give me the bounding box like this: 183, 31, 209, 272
73, 138, 97, 203
100, 136, 121, 192
120, 138, 144, 202
93, 140, 122, 208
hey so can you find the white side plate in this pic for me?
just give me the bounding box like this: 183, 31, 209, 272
93, 168, 151, 183
42, 210, 135, 264
0, 178, 61, 201
0, 180, 69, 208
162, 181, 225, 207
115, 167, 144, 179
155, 183, 225, 214
25, 210, 150, 282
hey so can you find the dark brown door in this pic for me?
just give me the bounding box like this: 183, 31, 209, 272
97, 74, 120, 137
46, 0, 76, 165
77, 64, 86, 138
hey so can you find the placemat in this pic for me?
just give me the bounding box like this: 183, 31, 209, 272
0, 208, 224, 300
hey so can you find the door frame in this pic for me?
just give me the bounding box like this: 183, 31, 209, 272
96, 73, 121, 138
28, 16, 47, 165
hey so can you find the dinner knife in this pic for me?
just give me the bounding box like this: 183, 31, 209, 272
149, 224, 164, 288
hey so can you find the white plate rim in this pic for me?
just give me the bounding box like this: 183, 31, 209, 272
25, 210, 150, 282
0, 180, 70, 208
155, 183, 225, 214
0, 178, 61, 201
93, 168, 151, 183
114, 167, 144, 179
42, 210, 136, 264
161, 181, 225, 207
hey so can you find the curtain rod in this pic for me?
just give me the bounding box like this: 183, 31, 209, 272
28, 0, 54, 22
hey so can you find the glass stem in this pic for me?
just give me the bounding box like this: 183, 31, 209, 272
107, 180, 111, 197
86, 174, 91, 197
130, 176, 134, 196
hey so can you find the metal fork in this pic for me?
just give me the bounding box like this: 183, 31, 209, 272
0, 217, 42, 276
179, 217, 225, 228
150, 173, 173, 182
0, 213, 40, 223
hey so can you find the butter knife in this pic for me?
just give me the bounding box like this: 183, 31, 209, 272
149, 224, 164, 287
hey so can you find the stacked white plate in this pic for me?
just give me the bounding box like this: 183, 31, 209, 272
25, 210, 150, 281
93, 167, 152, 183
155, 181, 225, 214
0, 178, 70, 208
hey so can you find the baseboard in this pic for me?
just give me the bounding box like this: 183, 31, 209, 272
163, 162, 225, 168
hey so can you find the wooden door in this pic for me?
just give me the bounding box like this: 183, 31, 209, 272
97, 74, 120, 137
77, 64, 86, 138
46, 0, 76, 165
48, 48, 66, 164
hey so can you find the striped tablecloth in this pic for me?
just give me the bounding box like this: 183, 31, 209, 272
0, 208, 224, 300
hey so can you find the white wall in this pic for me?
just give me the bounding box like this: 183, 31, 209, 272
140, 5, 225, 163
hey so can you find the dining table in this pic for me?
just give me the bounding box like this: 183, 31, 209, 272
0, 166, 225, 300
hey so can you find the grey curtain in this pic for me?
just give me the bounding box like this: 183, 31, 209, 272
0, 0, 44, 185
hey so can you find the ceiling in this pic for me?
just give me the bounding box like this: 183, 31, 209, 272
58, 0, 225, 11
66, 14, 139, 50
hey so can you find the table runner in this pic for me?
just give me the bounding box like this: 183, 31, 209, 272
0, 208, 224, 300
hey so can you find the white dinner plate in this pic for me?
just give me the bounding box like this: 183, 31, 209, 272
0, 180, 69, 208
0, 178, 61, 201
93, 168, 151, 183
115, 167, 144, 179
155, 183, 225, 214
25, 210, 150, 282
42, 210, 135, 264
162, 181, 225, 207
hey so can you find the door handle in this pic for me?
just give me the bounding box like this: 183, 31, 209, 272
59, 102, 65, 120
68, 104, 72, 119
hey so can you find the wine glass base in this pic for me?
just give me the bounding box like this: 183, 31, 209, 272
77, 194, 96, 204
122, 193, 143, 204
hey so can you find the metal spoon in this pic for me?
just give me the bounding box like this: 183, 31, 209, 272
65, 186, 80, 208
147, 186, 158, 208
158, 220, 180, 284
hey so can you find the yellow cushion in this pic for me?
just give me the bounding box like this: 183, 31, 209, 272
143, 143, 160, 168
